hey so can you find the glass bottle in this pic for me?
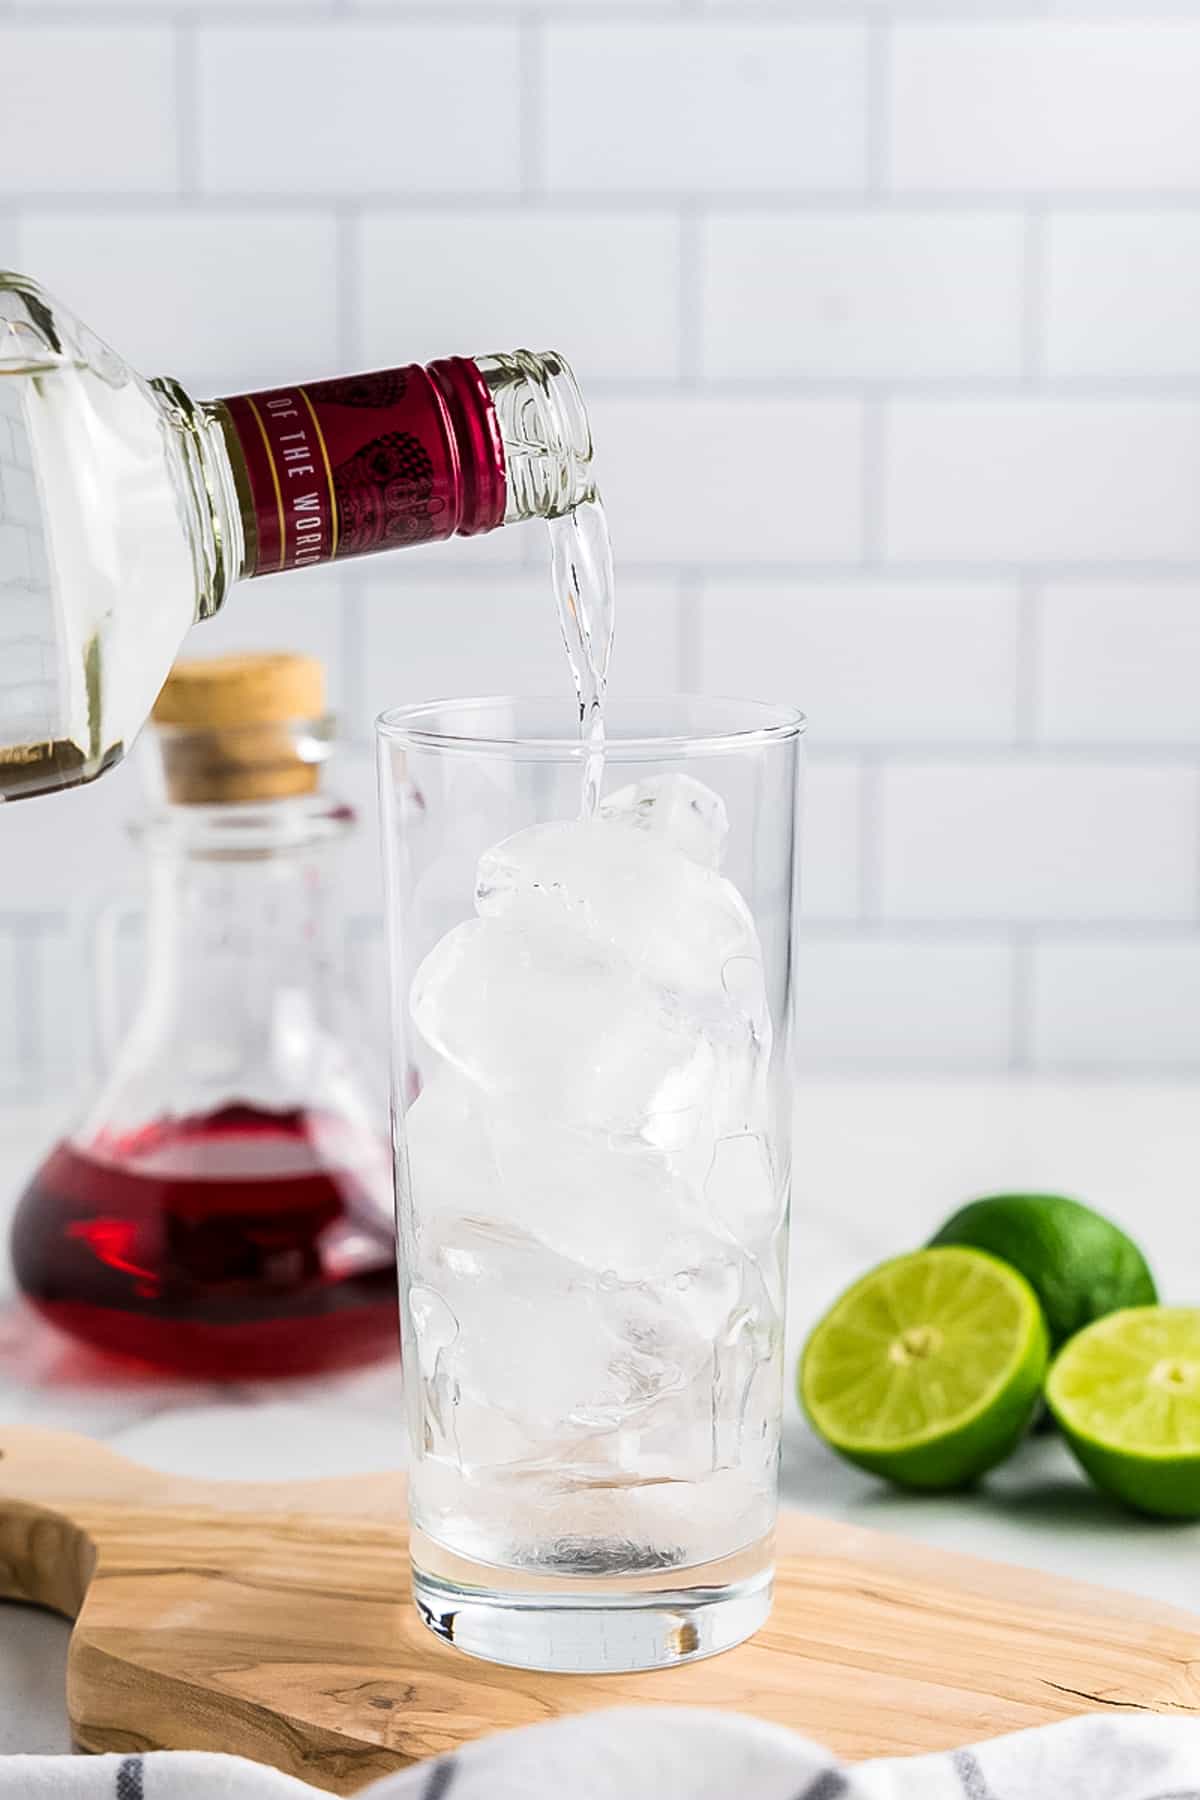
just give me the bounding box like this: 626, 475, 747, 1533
10, 651, 399, 1379
0, 271, 597, 803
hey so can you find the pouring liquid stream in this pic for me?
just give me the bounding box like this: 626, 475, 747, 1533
548, 493, 615, 819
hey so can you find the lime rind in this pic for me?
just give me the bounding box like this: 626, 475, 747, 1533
930, 1193, 1157, 1349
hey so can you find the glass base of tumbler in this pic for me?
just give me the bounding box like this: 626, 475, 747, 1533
409, 1529, 774, 1673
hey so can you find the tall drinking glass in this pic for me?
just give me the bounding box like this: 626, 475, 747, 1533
377, 696, 804, 1672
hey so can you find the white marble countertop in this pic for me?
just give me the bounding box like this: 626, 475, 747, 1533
1, 1077, 1199, 1755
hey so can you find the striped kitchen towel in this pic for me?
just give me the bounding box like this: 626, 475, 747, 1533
1, 1710, 1198, 1798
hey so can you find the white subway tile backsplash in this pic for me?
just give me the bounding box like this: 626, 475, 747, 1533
703, 213, 1025, 381
1032, 940, 1200, 1068
1046, 213, 1200, 379
18, 213, 340, 394
697, 579, 1020, 743
880, 0, 1043, 9
198, 26, 520, 195
1039, 582, 1200, 744
1050, 0, 1200, 15
36, 0, 326, 6
361, 574, 681, 724
25, 917, 97, 1104
0, 28, 177, 195
0, 756, 143, 916
795, 934, 1015, 1069
0, 931, 22, 1096
374, 575, 541, 723
800, 760, 862, 921
880, 760, 1200, 922
194, 574, 347, 712
545, 25, 867, 193
360, 213, 680, 381
715, 0, 1041, 9
890, 24, 1200, 193
884, 400, 1200, 563
607, 578, 685, 696
394, 519, 530, 574
330, 743, 386, 944
357, 0, 671, 6
9, 7, 1200, 1087
587, 398, 864, 562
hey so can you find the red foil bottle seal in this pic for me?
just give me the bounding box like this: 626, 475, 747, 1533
220, 358, 507, 576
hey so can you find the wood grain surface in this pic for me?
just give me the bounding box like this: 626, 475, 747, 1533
0, 1424, 1197, 1794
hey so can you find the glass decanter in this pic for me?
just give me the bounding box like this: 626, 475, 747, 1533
10, 651, 398, 1378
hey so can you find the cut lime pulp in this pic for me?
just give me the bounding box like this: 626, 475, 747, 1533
800, 1246, 1049, 1490
1047, 1306, 1200, 1518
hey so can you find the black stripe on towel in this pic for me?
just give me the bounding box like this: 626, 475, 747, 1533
794, 1771, 849, 1800
115, 1757, 144, 1800
953, 1750, 996, 1800
422, 1758, 458, 1800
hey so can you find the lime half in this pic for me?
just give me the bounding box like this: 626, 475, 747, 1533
1047, 1307, 1200, 1518
930, 1192, 1156, 1349
800, 1247, 1049, 1490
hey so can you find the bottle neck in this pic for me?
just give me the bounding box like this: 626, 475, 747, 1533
150, 376, 249, 621
200, 349, 593, 591
478, 350, 597, 524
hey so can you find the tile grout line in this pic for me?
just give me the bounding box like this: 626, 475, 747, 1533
13, 4, 1105, 22
1014, 574, 1041, 745
6, 907, 1200, 943
344, 556, 1200, 590
677, 202, 703, 388
559, 372, 1200, 396
337, 572, 367, 747
1021, 201, 1048, 384
0, 3, 874, 19
864, 16, 891, 199
798, 919, 1200, 941
335, 200, 361, 368
857, 754, 883, 921
17, 189, 1200, 216
174, 19, 199, 197
859, 396, 886, 565
1009, 927, 1035, 1073
519, 10, 544, 198
10, 918, 43, 1099
348, 556, 1200, 591
677, 570, 704, 692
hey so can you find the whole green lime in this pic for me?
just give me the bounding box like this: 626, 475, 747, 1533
799, 1246, 1049, 1491
929, 1193, 1156, 1349
1047, 1307, 1200, 1518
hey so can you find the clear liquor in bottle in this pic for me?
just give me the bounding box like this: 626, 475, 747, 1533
0, 273, 598, 803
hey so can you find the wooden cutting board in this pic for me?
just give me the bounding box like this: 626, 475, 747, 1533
1, 1425, 1198, 1794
